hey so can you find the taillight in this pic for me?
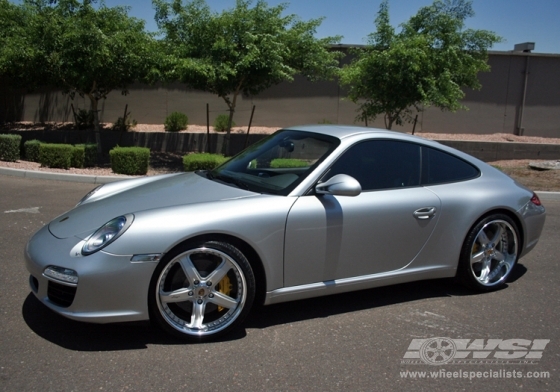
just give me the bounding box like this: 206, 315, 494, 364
530, 192, 542, 206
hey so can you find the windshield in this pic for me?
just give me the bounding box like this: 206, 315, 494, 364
208, 130, 340, 195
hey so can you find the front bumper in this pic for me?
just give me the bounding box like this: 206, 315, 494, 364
24, 225, 157, 323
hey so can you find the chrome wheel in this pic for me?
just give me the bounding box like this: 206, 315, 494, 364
150, 241, 255, 341
458, 214, 520, 291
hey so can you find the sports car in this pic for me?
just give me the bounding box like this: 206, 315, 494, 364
25, 125, 546, 341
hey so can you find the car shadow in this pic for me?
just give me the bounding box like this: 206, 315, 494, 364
22, 265, 526, 351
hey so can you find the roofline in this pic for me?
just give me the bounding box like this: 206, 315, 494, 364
329, 44, 560, 58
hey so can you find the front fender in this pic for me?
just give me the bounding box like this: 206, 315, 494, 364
103, 195, 298, 291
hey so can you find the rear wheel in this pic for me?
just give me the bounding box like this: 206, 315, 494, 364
457, 214, 520, 291
149, 241, 255, 342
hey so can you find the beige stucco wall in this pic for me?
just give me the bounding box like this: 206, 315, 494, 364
1, 51, 559, 138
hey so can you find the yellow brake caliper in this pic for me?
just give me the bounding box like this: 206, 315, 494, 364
217, 275, 232, 312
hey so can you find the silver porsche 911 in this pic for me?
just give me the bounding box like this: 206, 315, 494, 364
25, 125, 546, 341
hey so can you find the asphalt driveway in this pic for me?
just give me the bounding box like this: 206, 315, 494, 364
1, 175, 558, 391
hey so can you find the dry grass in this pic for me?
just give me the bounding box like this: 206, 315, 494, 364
490, 160, 560, 192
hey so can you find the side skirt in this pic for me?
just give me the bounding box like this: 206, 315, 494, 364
264, 266, 456, 305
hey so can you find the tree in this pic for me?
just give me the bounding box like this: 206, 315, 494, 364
0, 0, 42, 88
1, 1, 157, 145
339, 0, 501, 130
153, 0, 341, 154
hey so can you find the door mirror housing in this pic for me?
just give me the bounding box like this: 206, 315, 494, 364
316, 174, 361, 197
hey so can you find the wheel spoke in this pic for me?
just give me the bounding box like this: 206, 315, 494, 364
477, 229, 490, 246
490, 224, 504, 244
471, 251, 485, 265
493, 250, 505, 262
190, 301, 206, 329
479, 259, 491, 282
160, 288, 193, 303
209, 291, 238, 309
206, 259, 231, 285
178, 254, 202, 283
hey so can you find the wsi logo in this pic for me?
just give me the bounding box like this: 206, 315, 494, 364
402, 337, 550, 365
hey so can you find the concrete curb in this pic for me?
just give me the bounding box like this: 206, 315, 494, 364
0, 167, 130, 184
1, 166, 559, 200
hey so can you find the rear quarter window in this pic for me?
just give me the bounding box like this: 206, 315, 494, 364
421, 146, 480, 185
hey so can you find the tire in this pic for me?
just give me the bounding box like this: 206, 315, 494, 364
148, 240, 255, 342
457, 214, 520, 292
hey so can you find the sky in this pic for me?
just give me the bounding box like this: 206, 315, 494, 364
14, 0, 560, 54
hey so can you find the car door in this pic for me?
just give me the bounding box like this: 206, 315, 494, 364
283, 139, 441, 287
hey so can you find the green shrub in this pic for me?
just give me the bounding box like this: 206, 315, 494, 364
110, 146, 150, 175
270, 158, 308, 168
72, 144, 97, 167
164, 112, 188, 132
71, 145, 85, 168
39, 144, 73, 169
75, 109, 94, 129
213, 114, 235, 132
24, 139, 42, 162
183, 153, 228, 171
83, 143, 97, 167
0, 134, 22, 162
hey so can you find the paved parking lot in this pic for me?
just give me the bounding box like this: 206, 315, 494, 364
1, 175, 558, 391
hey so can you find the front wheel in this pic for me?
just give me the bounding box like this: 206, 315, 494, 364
148, 241, 255, 342
457, 214, 520, 291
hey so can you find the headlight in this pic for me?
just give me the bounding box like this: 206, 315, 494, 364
82, 214, 134, 255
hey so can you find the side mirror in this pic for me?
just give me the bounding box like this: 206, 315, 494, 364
316, 174, 361, 197
279, 140, 295, 152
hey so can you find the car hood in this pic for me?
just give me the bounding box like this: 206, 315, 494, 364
49, 172, 257, 239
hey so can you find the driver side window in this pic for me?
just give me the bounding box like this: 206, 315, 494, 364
326, 140, 421, 191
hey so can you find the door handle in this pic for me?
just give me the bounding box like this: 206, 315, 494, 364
413, 207, 436, 220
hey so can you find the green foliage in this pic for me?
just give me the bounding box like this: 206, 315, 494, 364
164, 112, 189, 132
71, 145, 85, 168
1, 0, 158, 132
339, 0, 501, 129
75, 109, 94, 130
110, 146, 150, 175
24, 139, 42, 162
183, 153, 228, 171
270, 158, 309, 169
0, 134, 22, 162
82, 143, 97, 167
0, 1, 40, 87
213, 114, 236, 132
153, 0, 342, 150
270, 158, 308, 168
39, 143, 73, 169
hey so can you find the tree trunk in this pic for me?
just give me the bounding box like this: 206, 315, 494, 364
222, 92, 239, 156
224, 107, 235, 156
89, 95, 103, 164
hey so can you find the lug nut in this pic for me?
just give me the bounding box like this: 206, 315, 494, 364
197, 299, 203, 305
207, 281, 212, 287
